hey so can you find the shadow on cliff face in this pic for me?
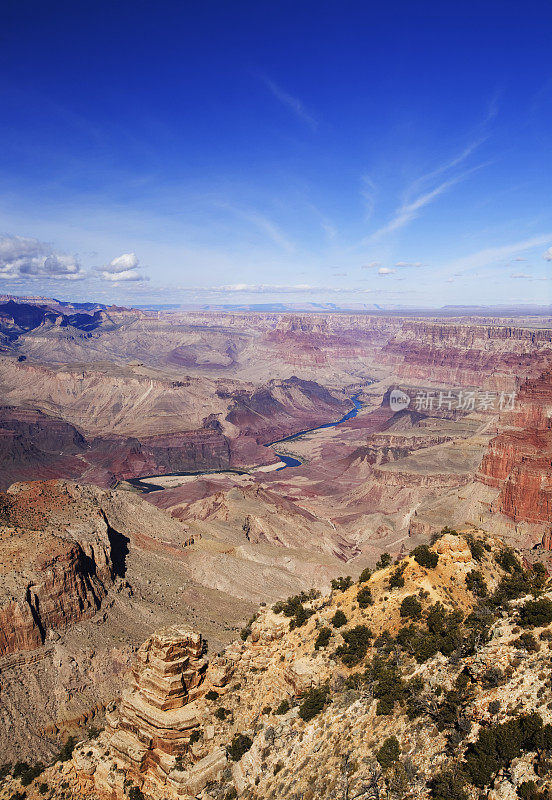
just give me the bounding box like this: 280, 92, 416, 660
103, 514, 130, 578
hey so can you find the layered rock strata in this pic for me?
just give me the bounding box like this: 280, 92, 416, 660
0, 482, 115, 657
75, 626, 227, 799
477, 369, 552, 525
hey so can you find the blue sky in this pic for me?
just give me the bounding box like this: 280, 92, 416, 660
0, 0, 551, 307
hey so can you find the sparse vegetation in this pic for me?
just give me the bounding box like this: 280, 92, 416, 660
273, 589, 319, 616
331, 576, 353, 592
57, 736, 76, 762
298, 685, 330, 721
336, 625, 373, 666
375, 552, 392, 570
513, 632, 540, 652
358, 567, 372, 583
388, 562, 406, 588
289, 604, 315, 630
356, 586, 373, 608
273, 591, 318, 630
275, 699, 290, 715
465, 534, 485, 562
492, 570, 535, 606
518, 597, 552, 628
411, 544, 439, 568
465, 569, 488, 597
396, 602, 464, 662
331, 609, 347, 628
13, 763, 44, 787
429, 768, 468, 800
376, 736, 400, 770
368, 656, 407, 715
314, 627, 332, 650
463, 712, 552, 788
19, 526, 552, 800
400, 594, 422, 619
227, 733, 253, 761
496, 547, 523, 574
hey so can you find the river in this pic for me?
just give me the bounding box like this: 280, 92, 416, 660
126, 392, 363, 492
267, 391, 363, 469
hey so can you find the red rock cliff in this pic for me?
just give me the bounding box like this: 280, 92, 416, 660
477, 368, 552, 525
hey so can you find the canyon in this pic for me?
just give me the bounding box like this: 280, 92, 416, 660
2, 296, 552, 790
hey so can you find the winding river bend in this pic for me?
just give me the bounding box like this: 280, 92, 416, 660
127, 392, 363, 492
267, 391, 363, 469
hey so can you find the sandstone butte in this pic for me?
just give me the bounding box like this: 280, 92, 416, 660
73, 627, 228, 800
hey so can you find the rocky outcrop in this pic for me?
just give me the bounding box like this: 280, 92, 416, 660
63, 532, 552, 800
74, 626, 225, 800
0, 405, 234, 489
477, 368, 552, 524
0, 535, 110, 657
0, 482, 115, 656
0, 407, 90, 488
0, 479, 195, 659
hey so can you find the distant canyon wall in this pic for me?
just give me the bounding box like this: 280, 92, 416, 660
477, 369, 552, 525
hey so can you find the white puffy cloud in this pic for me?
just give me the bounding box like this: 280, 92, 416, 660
544, 247, 552, 261
0, 234, 83, 280
100, 252, 148, 282
395, 261, 422, 267
101, 269, 144, 282
107, 252, 139, 273
378, 267, 396, 275
361, 262, 381, 269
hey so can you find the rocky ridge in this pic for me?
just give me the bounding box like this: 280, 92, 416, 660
5, 530, 552, 800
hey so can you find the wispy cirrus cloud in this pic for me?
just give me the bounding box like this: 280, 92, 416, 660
446, 234, 552, 273
360, 175, 377, 220
260, 75, 318, 131
364, 100, 497, 243
367, 165, 484, 242
216, 203, 296, 252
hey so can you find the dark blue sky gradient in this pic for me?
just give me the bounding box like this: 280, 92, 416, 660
1, 0, 551, 305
